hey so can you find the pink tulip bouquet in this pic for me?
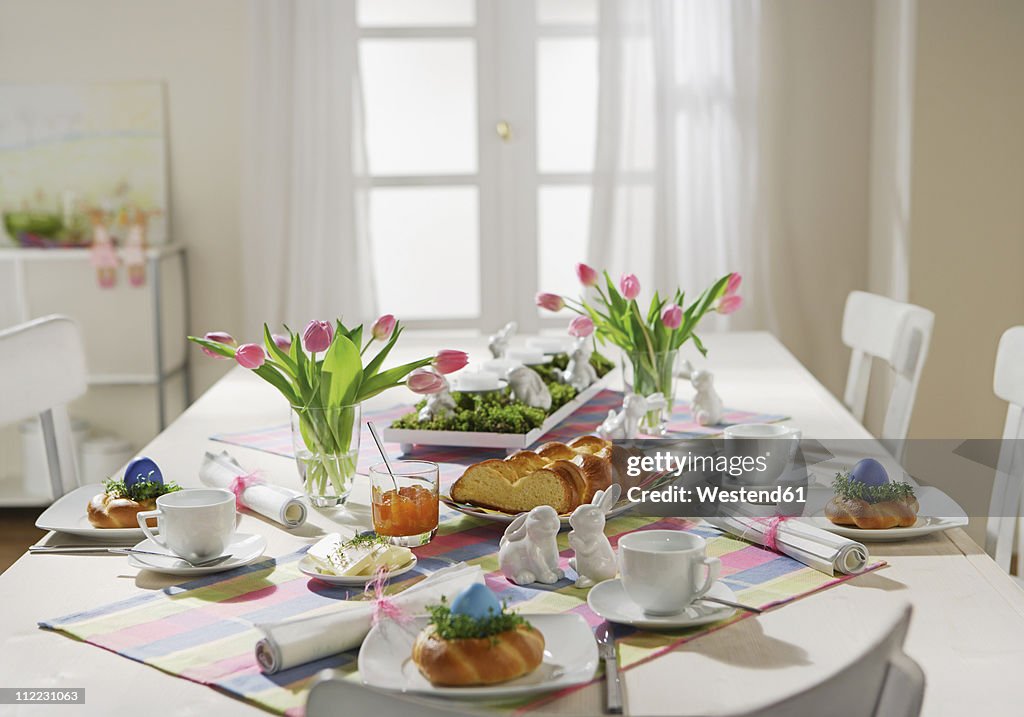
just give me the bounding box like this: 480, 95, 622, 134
537, 265, 742, 433
189, 317, 467, 505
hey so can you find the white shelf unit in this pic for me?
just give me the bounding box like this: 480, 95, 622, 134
0, 243, 190, 507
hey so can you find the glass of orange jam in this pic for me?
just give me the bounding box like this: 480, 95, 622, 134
369, 460, 440, 546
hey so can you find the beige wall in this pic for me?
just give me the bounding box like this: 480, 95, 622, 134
0, 0, 245, 455
908, 0, 1024, 438
760, 0, 875, 398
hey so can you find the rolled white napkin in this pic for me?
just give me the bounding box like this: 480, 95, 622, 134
706, 507, 869, 576
200, 451, 307, 528
255, 562, 483, 673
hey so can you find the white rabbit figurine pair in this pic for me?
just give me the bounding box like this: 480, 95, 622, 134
499, 505, 564, 585
568, 484, 622, 588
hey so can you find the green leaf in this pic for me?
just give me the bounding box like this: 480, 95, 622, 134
364, 324, 403, 379
320, 333, 363, 408
691, 332, 708, 356
263, 324, 297, 377
252, 363, 300, 405
357, 356, 433, 401
187, 336, 236, 359
291, 332, 313, 406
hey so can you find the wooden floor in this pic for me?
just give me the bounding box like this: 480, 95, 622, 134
0, 509, 44, 574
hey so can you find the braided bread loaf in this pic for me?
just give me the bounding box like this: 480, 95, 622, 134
451, 436, 614, 514
824, 495, 919, 530
412, 623, 545, 686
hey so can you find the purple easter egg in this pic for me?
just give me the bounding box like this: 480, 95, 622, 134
850, 458, 888, 487
124, 456, 163, 488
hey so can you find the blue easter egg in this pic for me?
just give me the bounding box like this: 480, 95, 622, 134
850, 458, 888, 487
450, 583, 502, 621
124, 457, 163, 488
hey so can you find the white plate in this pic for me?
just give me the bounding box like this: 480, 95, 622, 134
126, 533, 267, 576
801, 485, 969, 542
440, 494, 636, 526
35, 484, 145, 540
587, 579, 738, 629
297, 553, 418, 586
359, 613, 598, 700
805, 515, 969, 542
440, 470, 671, 526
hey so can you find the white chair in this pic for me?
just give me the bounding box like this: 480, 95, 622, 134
985, 326, 1024, 576
842, 291, 934, 457
0, 315, 88, 500
737, 603, 923, 717
307, 675, 485, 717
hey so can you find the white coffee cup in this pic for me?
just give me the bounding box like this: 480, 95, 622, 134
723, 423, 802, 486
137, 488, 238, 562
618, 530, 721, 615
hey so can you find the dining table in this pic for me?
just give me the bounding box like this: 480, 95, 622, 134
2, 331, 1022, 717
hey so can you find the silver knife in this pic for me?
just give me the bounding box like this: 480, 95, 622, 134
29, 545, 135, 554
595, 622, 623, 714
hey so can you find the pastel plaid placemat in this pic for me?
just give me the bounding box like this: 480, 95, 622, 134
210, 390, 789, 477
41, 511, 882, 717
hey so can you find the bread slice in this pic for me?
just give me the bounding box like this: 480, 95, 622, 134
451, 463, 578, 513
451, 436, 615, 514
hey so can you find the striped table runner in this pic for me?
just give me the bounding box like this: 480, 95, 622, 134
41, 510, 882, 716
211, 390, 789, 480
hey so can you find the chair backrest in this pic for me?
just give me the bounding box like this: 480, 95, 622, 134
738, 603, 923, 717
842, 291, 934, 456
0, 315, 88, 498
985, 326, 1024, 571
307, 672, 485, 717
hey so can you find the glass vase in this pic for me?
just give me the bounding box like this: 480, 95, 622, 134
621, 349, 678, 436
290, 404, 361, 508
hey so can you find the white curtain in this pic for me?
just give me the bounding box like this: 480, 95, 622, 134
589, 0, 773, 331
240, 0, 376, 335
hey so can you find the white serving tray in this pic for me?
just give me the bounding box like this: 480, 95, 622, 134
379, 375, 610, 451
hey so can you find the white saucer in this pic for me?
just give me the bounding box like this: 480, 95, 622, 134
359, 613, 598, 699
587, 579, 738, 629
126, 533, 267, 576
297, 553, 418, 586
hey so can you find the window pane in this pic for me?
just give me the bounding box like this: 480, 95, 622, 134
370, 187, 480, 319
361, 40, 477, 175
537, 0, 597, 25
537, 39, 598, 173
537, 186, 591, 315
358, 0, 474, 27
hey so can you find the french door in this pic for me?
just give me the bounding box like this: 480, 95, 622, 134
356, 0, 599, 331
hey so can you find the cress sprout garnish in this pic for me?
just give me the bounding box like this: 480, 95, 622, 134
426, 597, 527, 642
103, 477, 181, 502
832, 472, 915, 505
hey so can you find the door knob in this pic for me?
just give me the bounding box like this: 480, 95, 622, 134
496, 120, 512, 142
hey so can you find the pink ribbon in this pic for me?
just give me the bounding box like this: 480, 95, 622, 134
368, 565, 412, 626
754, 515, 790, 553
229, 471, 264, 510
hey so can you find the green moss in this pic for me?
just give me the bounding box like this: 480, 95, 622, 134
392, 391, 548, 433
391, 349, 613, 433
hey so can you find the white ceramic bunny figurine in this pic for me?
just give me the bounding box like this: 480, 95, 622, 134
568, 484, 622, 588
690, 369, 723, 426
559, 340, 598, 391
506, 365, 553, 410
499, 505, 564, 585
598, 392, 666, 439
488, 321, 517, 359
